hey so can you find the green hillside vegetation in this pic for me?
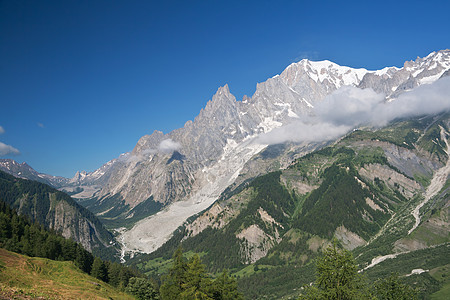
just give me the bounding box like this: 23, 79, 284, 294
0, 170, 118, 260
416, 120, 449, 163
0, 182, 244, 299
361, 244, 450, 298
345, 120, 421, 149
0, 248, 134, 300
159, 248, 243, 300
294, 163, 388, 240
137, 171, 299, 274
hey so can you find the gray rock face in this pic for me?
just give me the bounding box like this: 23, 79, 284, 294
89, 50, 450, 225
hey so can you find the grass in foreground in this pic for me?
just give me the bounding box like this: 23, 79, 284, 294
0, 248, 134, 299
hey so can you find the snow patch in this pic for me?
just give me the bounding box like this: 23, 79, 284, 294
288, 109, 299, 118
302, 98, 314, 108
257, 117, 283, 133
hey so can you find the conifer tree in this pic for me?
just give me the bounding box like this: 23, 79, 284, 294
75, 244, 93, 274
160, 247, 188, 299
126, 277, 159, 300
91, 256, 108, 282
212, 269, 243, 300
180, 254, 212, 299
299, 242, 368, 300
373, 273, 418, 300
108, 262, 122, 287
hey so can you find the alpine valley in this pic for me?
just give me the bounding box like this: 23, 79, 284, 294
1, 50, 450, 298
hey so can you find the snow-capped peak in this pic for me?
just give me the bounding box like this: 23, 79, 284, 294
280, 58, 369, 89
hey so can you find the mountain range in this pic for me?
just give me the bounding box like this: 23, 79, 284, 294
2, 49, 450, 298
2, 50, 449, 258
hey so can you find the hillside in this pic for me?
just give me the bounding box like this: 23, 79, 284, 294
0, 171, 119, 260
130, 112, 450, 299
0, 248, 134, 300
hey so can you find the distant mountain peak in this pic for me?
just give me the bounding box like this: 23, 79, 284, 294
0, 158, 69, 187
278, 58, 369, 90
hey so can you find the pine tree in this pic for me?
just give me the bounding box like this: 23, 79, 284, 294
212, 269, 243, 300
75, 244, 93, 274
91, 257, 108, 282
373, 273, 418, 300
126, 277, 159, 300
160, 247, 188, 299
108, 262, 122, 287
0, 211, 12, 240
180, 254, 212, 299
299, 242, 368, 300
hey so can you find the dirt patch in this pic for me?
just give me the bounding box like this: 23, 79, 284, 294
236, 224, 276, 264
365, 197, 384, 212
307, 236, 328, 252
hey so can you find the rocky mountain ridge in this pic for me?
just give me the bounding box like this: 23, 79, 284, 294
0, 153, 128, 199
114, 49, 450, 255
100, 50, 450, 209
0, 159, 69, 187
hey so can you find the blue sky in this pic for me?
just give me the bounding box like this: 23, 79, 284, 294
1, 0, 449, 177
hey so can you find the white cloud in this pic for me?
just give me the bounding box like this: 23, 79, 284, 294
315, 86, 385, 127
0, 142, 20, 156
257, 121, 351, 145
0, 126, 4, 134
158, 139, 181, 154
371, 77, 450, 126
124, 139, 182, 164
257, 76, 450, 145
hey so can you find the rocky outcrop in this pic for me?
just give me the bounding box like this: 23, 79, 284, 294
334, 226, 367, 250
184, 203, 233, 238
359, 163, 422, 198
237, 224, 277, 264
